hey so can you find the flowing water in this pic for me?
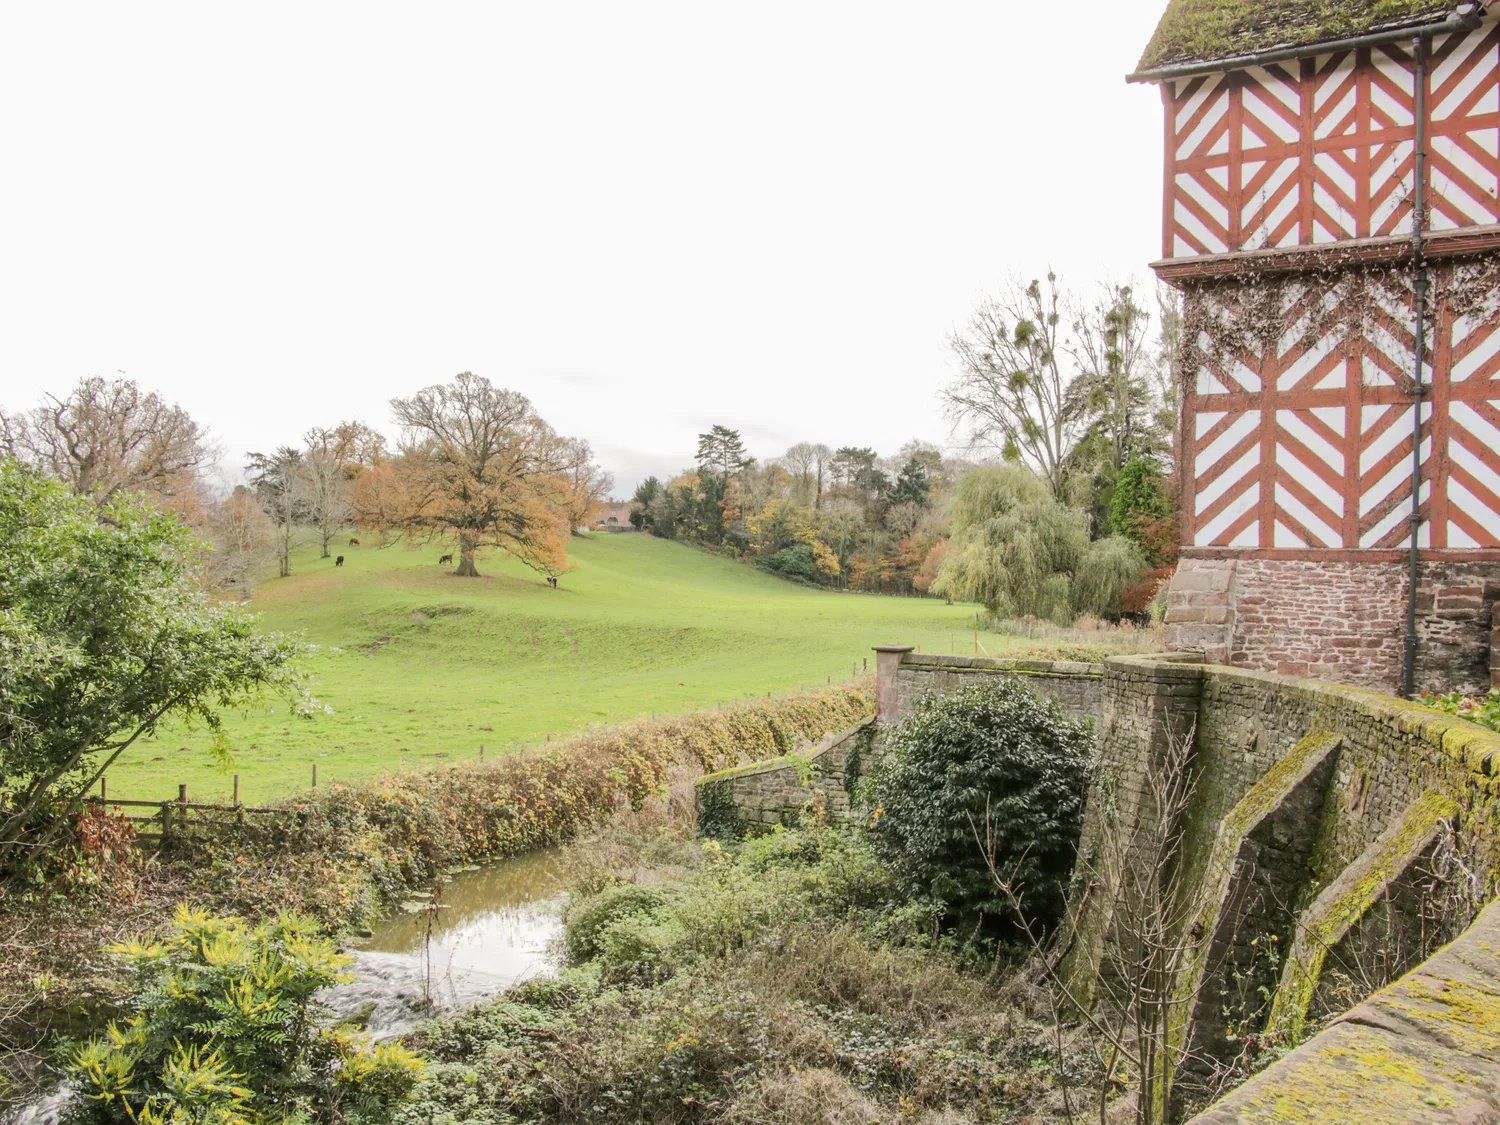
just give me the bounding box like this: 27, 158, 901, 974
324, 847, 567, 1039
5, 849, 566, 1125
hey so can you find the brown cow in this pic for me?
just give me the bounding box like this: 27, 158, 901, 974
439, 554, 454, 565
349, 537, 360, 546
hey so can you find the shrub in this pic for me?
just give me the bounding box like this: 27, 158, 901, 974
1109, 457, 1173, 559
1422, 689, 1500, 733
401, 821, 1106, 1125
863, 677, 1094, 935
565, 883, 665, 962
757, 543, 821, 582
66, 907, 422, 1125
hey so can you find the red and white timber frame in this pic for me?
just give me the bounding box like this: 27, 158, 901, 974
1149, 11, 1500, 557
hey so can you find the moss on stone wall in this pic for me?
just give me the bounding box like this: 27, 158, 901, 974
1269, 789, 1460, 1038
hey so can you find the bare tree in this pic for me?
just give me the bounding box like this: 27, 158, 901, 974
300, 422, 385, 557
299, 446, 350, 559
247, 447, 308, 578
945, 274, 1080, 498
1152, 282, 1184, 465
978, 723, 1212, 1125
560, 437, 614, 535
1, 375, 214, 507
1066, 283, 1161, 473
781, 441, 833, 509
204, 486, 275, 597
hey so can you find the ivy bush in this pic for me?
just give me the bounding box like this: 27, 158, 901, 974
863, 677, 1094, 935
66, 907, 422, 1125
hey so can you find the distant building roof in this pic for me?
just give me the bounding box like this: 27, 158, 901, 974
1135, 0, 1473, 74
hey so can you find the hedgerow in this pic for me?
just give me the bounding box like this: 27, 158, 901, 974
200, 681, 875, 922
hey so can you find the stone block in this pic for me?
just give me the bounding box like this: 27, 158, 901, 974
1492, 605, 1500, 691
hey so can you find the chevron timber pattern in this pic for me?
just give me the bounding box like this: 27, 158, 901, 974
1165, 21, 1500, 258
1185, 272, 1500, 550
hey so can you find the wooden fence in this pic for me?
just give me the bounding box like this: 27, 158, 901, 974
84, 786, 301, 844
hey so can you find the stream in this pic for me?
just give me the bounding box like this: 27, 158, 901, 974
324, 847, 566, 1038
5, 848, 566, 1125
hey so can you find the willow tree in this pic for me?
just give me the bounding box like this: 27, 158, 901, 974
932, 465, 1142, 622
360, 373, 572, 578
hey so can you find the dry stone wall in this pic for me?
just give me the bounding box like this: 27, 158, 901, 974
695, 720, 875, 838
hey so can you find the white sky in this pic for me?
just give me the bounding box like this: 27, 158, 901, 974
0, 2, 1169, 496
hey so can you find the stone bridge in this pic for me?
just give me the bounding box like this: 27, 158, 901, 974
696, 646, 1500, 1123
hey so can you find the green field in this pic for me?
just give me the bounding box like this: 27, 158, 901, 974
116, 534, 1061, 804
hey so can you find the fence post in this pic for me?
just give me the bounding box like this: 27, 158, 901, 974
232, 774, 240, 806
311, 763, 318, 788
100, 776, 106, 803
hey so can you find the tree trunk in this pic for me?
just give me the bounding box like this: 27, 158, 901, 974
456, 542, 480, 577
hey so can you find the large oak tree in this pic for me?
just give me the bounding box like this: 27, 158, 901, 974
359, 372, 573, 578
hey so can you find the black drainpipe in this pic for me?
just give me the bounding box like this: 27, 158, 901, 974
1402, 35, 1430, 700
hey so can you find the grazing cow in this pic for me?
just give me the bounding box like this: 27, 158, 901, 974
335, 555, 345, 567
439, 553, 454, 565
349, 537, 360, 546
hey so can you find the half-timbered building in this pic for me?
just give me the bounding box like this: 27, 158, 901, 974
1137, 0, 1500, 694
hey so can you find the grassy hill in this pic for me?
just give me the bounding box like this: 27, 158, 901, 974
118, 534, 1093, 803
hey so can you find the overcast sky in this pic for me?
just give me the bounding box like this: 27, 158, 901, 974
0, 2, 1169, 495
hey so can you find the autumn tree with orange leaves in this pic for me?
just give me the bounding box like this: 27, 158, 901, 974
355, 373, 574, 579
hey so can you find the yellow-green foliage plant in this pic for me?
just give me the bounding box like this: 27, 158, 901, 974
65, 907, 422, 1125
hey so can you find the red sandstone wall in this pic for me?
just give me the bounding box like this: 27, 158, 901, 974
1231, 560, 1405, 691
1165, 557, 1500, 695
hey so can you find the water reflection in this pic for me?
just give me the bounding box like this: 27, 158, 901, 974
367, 847, 565, 980
320, 848, 567, 1039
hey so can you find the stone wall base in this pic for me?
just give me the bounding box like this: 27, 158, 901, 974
1164, 555, 1500, 695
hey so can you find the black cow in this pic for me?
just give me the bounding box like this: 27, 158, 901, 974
335, 555, 345, 567
439, 554, 454, 565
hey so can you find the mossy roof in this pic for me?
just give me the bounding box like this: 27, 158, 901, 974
1136, 0, 1463, 73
